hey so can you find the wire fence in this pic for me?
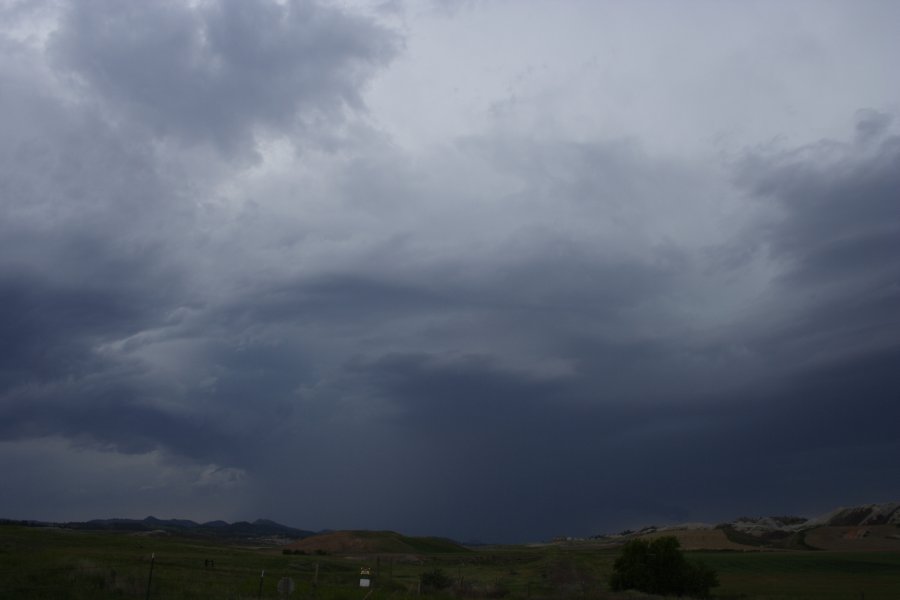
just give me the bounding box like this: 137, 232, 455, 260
0, 553, 521, 600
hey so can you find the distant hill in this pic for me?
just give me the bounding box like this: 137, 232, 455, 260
810, 502, 900, 527
284, 530, 469, 555
593, 501, 900, 552
0, 516, 314, 541
0, 518, 468, 553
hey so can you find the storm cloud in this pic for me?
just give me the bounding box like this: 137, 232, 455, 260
1, 0, 899, 542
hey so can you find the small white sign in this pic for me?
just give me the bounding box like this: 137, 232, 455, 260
360, 578, 371, 588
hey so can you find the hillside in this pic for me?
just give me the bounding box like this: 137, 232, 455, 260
0, 517, 314, 541
594, 501, 900, 552
810, 502, 900, 527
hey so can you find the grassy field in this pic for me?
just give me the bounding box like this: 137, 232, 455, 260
699, 550, 900, 599
2, 525, 900, 599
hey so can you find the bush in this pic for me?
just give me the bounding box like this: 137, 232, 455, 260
609, 536, 718, 598
421, 568, 453, 591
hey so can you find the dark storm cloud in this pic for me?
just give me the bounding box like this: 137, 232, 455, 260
315, 323, 899, 540
0, 272, 158, 382
245, 120, 900, 539
0, 0, 400, 479
0, 41, 196, 456
725, 124, 900, 458
0, 379, 233, 459
1, 0, 899, 541
630, 120, 900, 522
734, 122, 900, 365
238, 274, 451, 324
244, 243, 673, 327
4, 103, 899, 540
738, 129, 900, 285
51, 0, 399, 155
742, 348, 900, 455
308, 350, 735, 539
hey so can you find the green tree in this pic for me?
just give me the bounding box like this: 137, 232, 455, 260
609, 536, 718, 598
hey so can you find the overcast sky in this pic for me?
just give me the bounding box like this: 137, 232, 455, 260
1, 0, 899, 543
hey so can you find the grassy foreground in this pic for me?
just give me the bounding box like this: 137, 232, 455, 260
2, 526, 900, 599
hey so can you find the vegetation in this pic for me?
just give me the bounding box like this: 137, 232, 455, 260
2, 524, 900, 599
284, 530, 469, 555
608, 536, 718, 598
420, 568, 453, 591
700, 550, 900, 599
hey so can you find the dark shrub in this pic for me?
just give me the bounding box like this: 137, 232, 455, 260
421, 568, 453, 591
609, 536, 718, 598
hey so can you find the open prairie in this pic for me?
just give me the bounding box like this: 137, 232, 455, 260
3, 525, 900, 599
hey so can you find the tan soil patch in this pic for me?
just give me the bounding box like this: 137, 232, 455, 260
804, 525, 900, 551
637, 528, 757, 551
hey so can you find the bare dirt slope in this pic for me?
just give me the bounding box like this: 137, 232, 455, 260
804, 525, 900, 551
637, 528, 756, 551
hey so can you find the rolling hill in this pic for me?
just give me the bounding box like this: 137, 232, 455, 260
594, 501, 900, 552
0, 516, 314, 541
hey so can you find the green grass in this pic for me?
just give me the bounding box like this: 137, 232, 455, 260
2, 525, 899, 599
0, 526, 295, 599
699, 550, 900, 599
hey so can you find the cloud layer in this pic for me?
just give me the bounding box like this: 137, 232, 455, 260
1, 0, 899, 541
